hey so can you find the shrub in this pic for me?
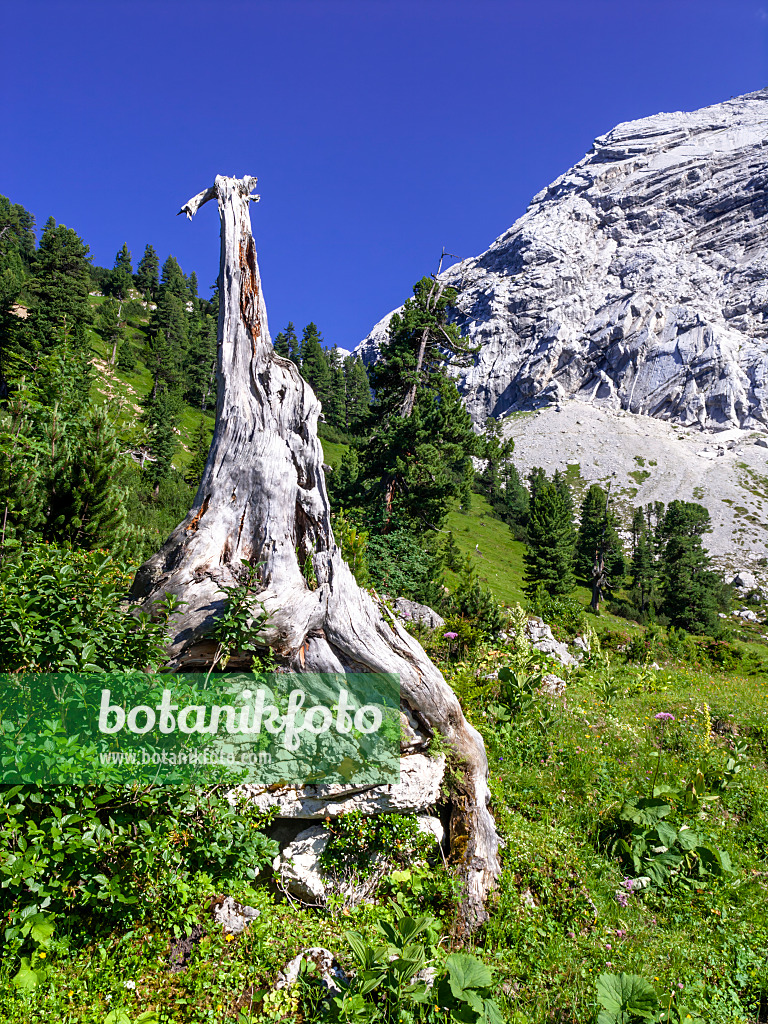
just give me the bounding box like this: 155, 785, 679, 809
528, 588, 586, 636
0, 544, 169, 673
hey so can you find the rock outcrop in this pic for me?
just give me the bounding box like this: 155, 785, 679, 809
357, 90, 768, 433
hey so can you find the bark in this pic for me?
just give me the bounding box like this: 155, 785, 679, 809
129, 175, 500, 931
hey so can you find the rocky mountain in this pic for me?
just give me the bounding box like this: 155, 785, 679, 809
357, 90, 768, 433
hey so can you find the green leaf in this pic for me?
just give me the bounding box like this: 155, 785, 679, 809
445, 952, 494, 998
104, 1011, 132, 1024
596, 973, 658, 1017
30, 915, 55, 945
12, 957, 45, 991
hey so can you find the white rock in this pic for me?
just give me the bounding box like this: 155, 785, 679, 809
392, 597, 445, 630
539, 672, 566, 697
525, 616, 577, 667
273, 826, 329, 904
211, 896, 260, 935
275, 948, 348, 993
357, 90, 768, 436
416, 814, 445, 846
732, 570, 757, 590
239, 753, 445, 818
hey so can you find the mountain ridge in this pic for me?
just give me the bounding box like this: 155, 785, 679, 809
356, 89, 768, 433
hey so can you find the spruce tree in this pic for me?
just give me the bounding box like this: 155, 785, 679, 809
522, 474, 576, 598
136, 244, 160, 300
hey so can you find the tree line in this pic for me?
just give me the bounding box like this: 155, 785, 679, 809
0, 192, 730, 636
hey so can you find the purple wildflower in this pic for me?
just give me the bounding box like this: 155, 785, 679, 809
655, 712, 675, 721
443, 631, 458, 640
615, 891, 629, 907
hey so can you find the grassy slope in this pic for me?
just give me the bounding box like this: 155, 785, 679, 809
4, 315, 766, 1022
87, 295, 215, 472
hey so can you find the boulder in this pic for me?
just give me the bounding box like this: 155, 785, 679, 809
416, 814, 445, 846
392, 597, 445, 630
732, 570, 758, 590
275, 947, 348, 994
273, 826, 329, 904
525, 617, 578, 668
210, 895, 260, 935
539, 673, 566, 698
240, 752, 445, 819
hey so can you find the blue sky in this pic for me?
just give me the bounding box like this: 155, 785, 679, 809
3, 0, 766, 350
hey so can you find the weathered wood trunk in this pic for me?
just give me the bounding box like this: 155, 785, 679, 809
129, 175, 500, 932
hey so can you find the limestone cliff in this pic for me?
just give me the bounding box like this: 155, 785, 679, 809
357, 90, 768, 432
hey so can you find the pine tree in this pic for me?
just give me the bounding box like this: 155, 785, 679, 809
286, 322, 300, 364
326, 347, 347, 429
273, 321, 300, 364
142, 385, 181, 494
575, 485, 626, 581
0, 196, 36, 394
630, 512, 657, 614
522, 475, 576, 598
362, 365, 477, 530
30, 218, 92, 352
106, 244, 132, 301
136, 244, 160, 300
160, 255, 189, 301
273, 322, 293, 359
575, 483, 626, 611
479, 417, 515, 499
355, 275, 479, 530
148, 290, 189, 393
0, 194, 35, 308
43, 401, 129, 553
344, 356, 370, 432
300, 323, 332, 407
659, 500, 724, 634
374, 277, 477, 421
185, 313, 218, 411
98, 296, 124, 366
